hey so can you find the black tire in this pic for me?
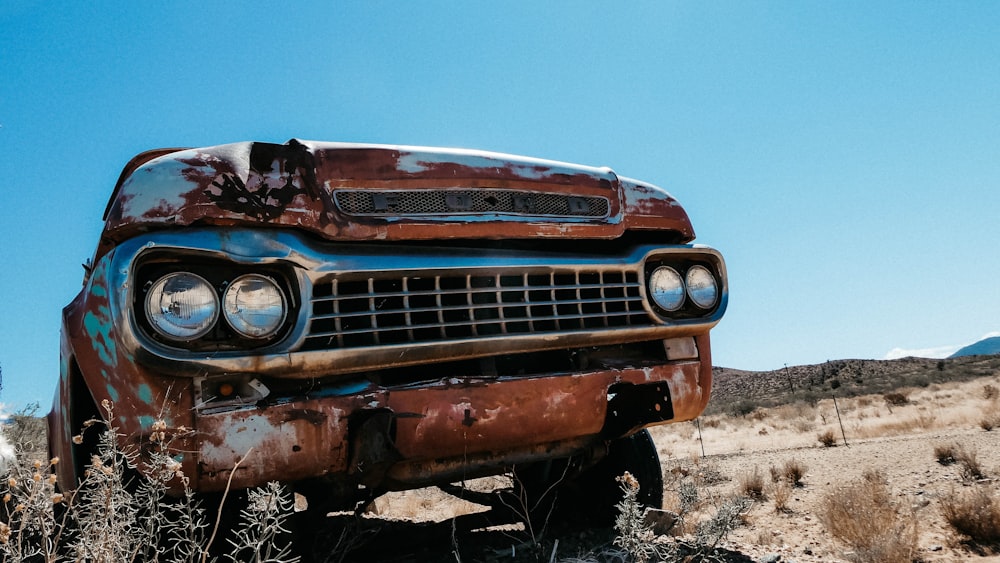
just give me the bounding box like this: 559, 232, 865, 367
514, 430, 663, 528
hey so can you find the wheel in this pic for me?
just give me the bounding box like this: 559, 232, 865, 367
513, 430, 663, 528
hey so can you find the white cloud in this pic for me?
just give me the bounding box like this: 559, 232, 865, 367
884, 331, 1000, 361
884, 345, 962, 360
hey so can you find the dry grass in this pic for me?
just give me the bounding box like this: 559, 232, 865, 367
769, 481, 792, 513
737, 467, 765, 500
940, 485, 1000, 552
883, 392, 909, 407
652, 375, 1000, 466
780, 459, 806, 487
768, 459, 807, 488
954, 444, 985, 482
819, 469, 918, 563
1, 402, 300, 563
817, 429, 837, 447
934, 442, 957, 465
644, 375, 1000, 561
980, 403, 1000, 431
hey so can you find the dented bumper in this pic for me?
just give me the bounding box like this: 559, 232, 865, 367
193, 349, 711, 491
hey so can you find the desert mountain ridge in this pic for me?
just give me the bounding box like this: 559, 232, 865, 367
709, 352, 1000, 415
950, 334, 1000, 358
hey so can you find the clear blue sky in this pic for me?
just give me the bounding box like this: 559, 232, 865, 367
2, 2, 999, 410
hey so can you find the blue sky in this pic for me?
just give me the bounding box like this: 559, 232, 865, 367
2, 2, 999, 409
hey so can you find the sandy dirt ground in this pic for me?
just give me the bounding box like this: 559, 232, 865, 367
652, 428, 1000, 562
646, 375, 1000, 562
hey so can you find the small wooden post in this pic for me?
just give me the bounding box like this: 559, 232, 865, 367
696, 418, 706, 458
833, 395, 848, 447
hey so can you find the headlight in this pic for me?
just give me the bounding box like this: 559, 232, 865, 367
685, 265, 719, 309
649, 267, 685, 311
146, 273, 219, 340
223, 274, 287, 339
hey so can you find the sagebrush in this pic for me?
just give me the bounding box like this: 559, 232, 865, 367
819, 469, 917, 563
1, 401, 299, 563
940, 485, 1000, 552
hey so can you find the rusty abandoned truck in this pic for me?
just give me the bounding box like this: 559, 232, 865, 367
48, 140, 727, 520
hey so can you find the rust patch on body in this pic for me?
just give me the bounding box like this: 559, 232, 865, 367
282, 409, 327, 425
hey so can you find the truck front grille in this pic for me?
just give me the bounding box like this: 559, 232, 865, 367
333, 189, 610, 218
305, 269, 647, 350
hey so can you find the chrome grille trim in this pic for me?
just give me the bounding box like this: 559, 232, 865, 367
305, 269, 646, 350
334, 189, 610, 218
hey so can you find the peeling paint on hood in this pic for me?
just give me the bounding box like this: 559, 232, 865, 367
96, 140, 694, 261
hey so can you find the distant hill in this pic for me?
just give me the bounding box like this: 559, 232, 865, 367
949, 335, 1000, 358
709, 354, 1000, 416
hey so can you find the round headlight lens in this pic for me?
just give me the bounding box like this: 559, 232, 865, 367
223, 274, 287, 339
686, 265, 719, 309
649, 267, 685, 312
146, 273, 219, 340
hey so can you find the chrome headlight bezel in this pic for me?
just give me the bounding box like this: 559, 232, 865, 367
648, 266, 686, 312
144, 272, 220, 341
134, 253, 296, 351
644, 253, 725, 321
223, 274, 288, 339
685, 265, 719, 310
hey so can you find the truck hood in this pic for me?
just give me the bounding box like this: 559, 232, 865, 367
100, 140, 693, 258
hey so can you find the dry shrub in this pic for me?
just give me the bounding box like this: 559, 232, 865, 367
781, 459, 807, 487
984, 384, 999, 400
770, 481, 792, 513
693, 464, 729, 487
819, 469, 918, 563
955, 445, 985, 482
768, 459, 807, 487
883, 392, 909, 407
817, 429, 837, 447
694, 495, 753, 552
940, 485, 1000, 552
738, 467, 765, 500
613, 472, 668, 563
934, 443, 957, 465
1, 403, 299, 563
701, 417, 721, 429
980, 404, 1000, 431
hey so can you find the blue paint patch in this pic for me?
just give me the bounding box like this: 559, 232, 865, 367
106, 385, 120, 403
138, 415, 155, 430
137, 383, 153, 405
89, 283, 107, 298
83, 308, 117, 366
311, 379, 373, 398
82, 259, 118, 367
